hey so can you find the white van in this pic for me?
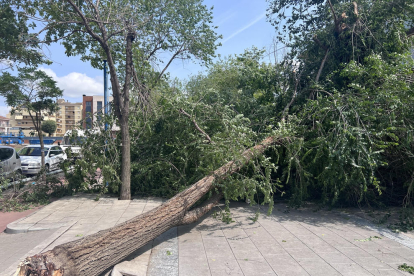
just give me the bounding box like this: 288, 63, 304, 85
0, 146, 21, 177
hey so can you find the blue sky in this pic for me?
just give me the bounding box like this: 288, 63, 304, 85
0, 0, 277, 116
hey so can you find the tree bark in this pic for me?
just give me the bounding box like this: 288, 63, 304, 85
29, 111, 46, 180
119, 115, 131, 200
118, 31, 134, 200
17, 136, 281, 276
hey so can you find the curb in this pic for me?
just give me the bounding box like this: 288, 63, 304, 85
5, 206, 66, 234
1, 222, 76, 276
5, 222, 68, 234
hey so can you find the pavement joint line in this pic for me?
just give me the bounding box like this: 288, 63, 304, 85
218, 220, 248, 276
2, 221, 77, 276
200, 227, 214, 276
255, 208, 313, 276
336, 211, 414, 250
237, 216, 277, 275
296, 220, 364, 273
297, 218, 385, 275
325, 217, 409, 274
114, 200, 132, 226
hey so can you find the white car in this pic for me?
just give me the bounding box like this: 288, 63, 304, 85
19, 145, 67, 175
61, 130, 84, 161
0, 146, 22, 178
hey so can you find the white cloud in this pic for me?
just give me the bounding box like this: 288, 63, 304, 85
40, 68, 104, 98
0, 106, 11, 117
223, 12, 266, 44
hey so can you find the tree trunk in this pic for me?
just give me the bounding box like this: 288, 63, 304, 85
119, 115, 131, 200
38, 128, 46, 181
118, 31, 134, 200
31, 112, 46, 181
17, 136, 280, 276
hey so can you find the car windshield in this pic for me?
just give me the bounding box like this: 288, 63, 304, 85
19, 147, 49, 156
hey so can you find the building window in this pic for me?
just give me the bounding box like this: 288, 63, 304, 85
86, 101, 92, 129
97, 101, 103, 122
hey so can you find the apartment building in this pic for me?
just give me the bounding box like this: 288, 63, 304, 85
56, 99, 83, 135
6, 110, 56, 136
0, 116, 9, 134
83, 95, 113, 129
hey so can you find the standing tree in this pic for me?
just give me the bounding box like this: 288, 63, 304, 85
9, 0, 221, 199
0, 3, 45, 68
0, 67, 62, 174
41, 119, 57, 136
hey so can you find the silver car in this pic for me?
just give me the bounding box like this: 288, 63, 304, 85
0, 146, 22, 178
19, 145, 67, 175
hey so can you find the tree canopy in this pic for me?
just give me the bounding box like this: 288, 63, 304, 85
0, 4, 45, 67
41, 120, 57, 136
0, 67, 62, 169
5, 0, 221, 199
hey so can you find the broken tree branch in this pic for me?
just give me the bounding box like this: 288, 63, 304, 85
181, 192, 223, 225
315, 48, 330, 82
313, 35, 328, 51
179, 108, 213, 144
17, 135, 282, 276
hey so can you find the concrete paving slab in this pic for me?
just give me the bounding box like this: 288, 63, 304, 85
2, 195, 164, 276
4, 198, 414, 276
142, 202, 414, 276
0, 230, 58, 275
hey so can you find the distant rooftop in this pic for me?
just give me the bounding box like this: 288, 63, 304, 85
57, 99, 82, 105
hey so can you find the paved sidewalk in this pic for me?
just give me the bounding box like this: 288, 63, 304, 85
173, 203, 414, 276
2, 195, 414, 276
0, 230, 56, 273
1, 194, 164, 276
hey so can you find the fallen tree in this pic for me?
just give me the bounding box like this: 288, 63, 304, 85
17, 135, 281, 276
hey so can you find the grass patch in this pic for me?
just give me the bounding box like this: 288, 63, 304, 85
398, 263, 414, 274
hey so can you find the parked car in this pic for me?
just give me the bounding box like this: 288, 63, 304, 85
0, 146, 22, 178
60, 130, 85, 161
19, 145, 67, 175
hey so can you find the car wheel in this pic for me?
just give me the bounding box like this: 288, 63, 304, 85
45, 164, 50, 173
